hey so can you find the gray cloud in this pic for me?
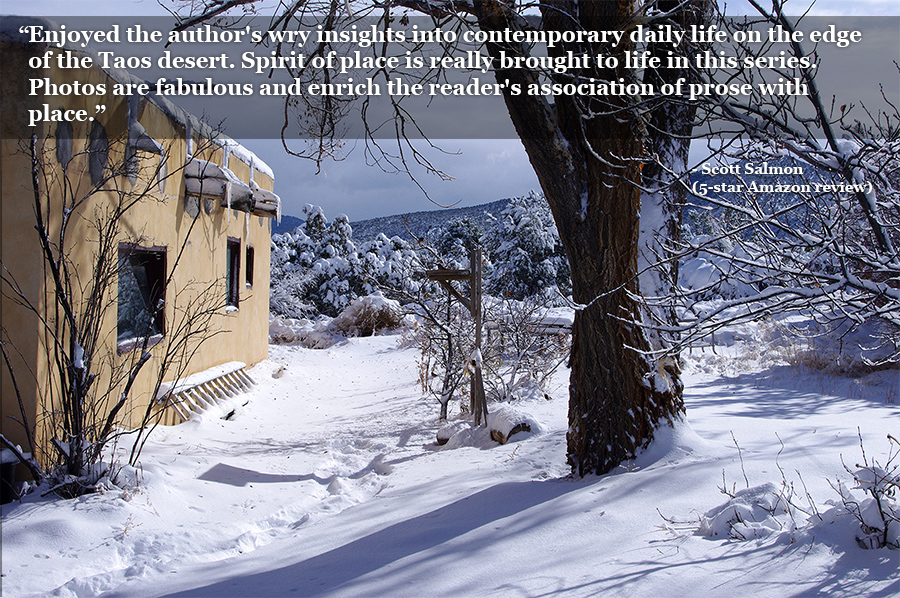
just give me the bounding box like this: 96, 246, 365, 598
247, 138, 540, 221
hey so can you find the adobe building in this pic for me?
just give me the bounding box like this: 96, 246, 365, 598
1, 18, 280, 484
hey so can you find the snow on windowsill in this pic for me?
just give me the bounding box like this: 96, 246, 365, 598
117, 334, 163, 355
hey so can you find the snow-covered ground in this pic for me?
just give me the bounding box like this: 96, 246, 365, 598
2, 328, 898, 597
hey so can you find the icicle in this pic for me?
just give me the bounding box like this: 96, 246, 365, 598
157, 153, 167, 195
185, 119, 194, 159
225, 179, 232, 224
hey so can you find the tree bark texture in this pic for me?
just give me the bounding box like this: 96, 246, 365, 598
473, 0, 688, 475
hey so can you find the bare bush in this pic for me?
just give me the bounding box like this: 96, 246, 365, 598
482, 296, 570, 403
409, 299, 474, 421
834, 434, 900, 549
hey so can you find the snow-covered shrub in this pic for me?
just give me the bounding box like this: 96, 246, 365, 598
482, 192, 570, 299
830, 437, 899, 549
481, 296, 570, 402
270, 294, 410, 348
269, 314, 304, 344
330, 293, 406, 337
699, 483, 793, 540
698, 434, 899, 550
268, 314, 340, 349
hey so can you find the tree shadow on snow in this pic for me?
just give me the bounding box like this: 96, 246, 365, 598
687, 364, 897, 420
161, 478, 582, 597
197, 455, 394, 487
521, 537, 899, 598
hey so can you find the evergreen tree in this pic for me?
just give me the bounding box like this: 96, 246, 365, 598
433, 217, 483, 268
484, 192, 570, 299
301, 204, 327, 244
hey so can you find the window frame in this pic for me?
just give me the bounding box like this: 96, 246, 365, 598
226, 237, 241, 310
116, 243, 167, 354
245, 245, 255, 289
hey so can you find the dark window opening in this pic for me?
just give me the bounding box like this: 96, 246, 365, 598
117, 245, 166, 344
226, 238, 240, 308
245, 246, 254, 288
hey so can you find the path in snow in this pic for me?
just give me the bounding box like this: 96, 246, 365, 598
1, 335, 897, 597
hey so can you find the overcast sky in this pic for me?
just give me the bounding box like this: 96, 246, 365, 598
10, 0, 900, 221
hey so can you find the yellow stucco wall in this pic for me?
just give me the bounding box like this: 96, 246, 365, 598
1, 42, 45, 470
1, 41, 273, 471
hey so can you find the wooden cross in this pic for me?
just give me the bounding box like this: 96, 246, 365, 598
425, 248, 487, 426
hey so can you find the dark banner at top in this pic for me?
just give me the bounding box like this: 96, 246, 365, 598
2, 15, 897, 140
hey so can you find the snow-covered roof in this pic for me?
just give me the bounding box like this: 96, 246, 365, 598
185, 157, 281, 219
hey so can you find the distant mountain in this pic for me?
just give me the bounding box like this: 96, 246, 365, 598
272, 214, 303, 235
274, 155, 825, 241
351, 199, 511, 243
273, 198, 513, 241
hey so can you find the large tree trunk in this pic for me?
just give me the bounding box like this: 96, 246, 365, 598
473, 0, 690, 475
564, 160, 684, 476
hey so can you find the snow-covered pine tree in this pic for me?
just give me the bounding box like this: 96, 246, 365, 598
358, 233, 422, 293
309, 214, 365, 315
271, 207, 426, 317
483, 192, 570, 300
431, 217, 483, 269
301, 204, 327, 245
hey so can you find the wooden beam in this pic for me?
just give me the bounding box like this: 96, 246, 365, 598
426, 269, 471, 281
220, 196, 255, 213
426, 249, 486, 427
251, 201, 278, 218
437, 280, 471, 312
